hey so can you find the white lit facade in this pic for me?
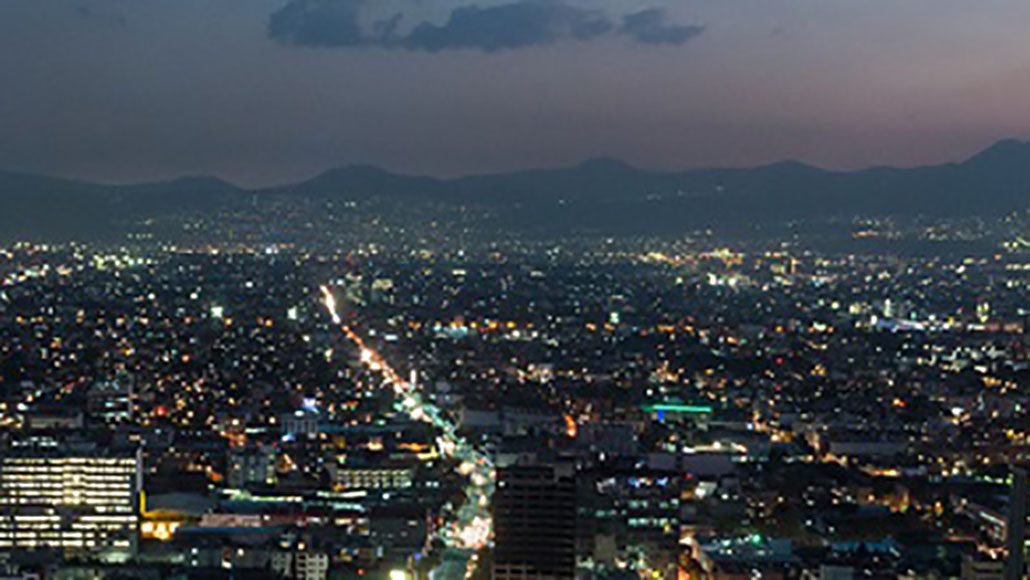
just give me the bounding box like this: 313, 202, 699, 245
0, 451, 141, 558
333, 466, 413, 490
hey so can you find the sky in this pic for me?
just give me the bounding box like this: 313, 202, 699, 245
1, 0, 1029, 187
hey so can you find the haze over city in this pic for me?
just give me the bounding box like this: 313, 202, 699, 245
7, 2, 1030, 580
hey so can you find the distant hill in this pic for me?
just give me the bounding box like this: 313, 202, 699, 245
0, 171, 241, 240
2, 139, 1030, 239
269, 139, 1030, 214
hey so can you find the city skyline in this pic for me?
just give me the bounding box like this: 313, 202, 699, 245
6, 2, 1030, 578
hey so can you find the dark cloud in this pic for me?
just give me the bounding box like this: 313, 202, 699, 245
267, 0, 700, 52
268, 0, 365, 47
403, 2, 613, 52
620, 8, 703, 45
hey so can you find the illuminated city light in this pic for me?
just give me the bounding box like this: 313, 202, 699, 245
318, 283, 495, 574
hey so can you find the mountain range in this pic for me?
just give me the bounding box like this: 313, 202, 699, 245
2, 139, 1030, 239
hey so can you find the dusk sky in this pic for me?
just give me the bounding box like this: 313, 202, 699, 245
2, 0, 1030, 187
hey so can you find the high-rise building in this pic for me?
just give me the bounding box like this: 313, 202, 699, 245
1005, 467, 1027, 580
86, 379, 134, 424
227, 443, 277, 489
271, 549, 330, 580
493, 464, 576, 580
0, 449, 142, 560
281, 408, 320, 439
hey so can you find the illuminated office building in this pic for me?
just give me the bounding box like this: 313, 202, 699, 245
0, 450, 142, 560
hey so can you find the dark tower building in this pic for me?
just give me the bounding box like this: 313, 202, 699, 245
493, 464, 576, 580
1005, 467, 1028, 580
